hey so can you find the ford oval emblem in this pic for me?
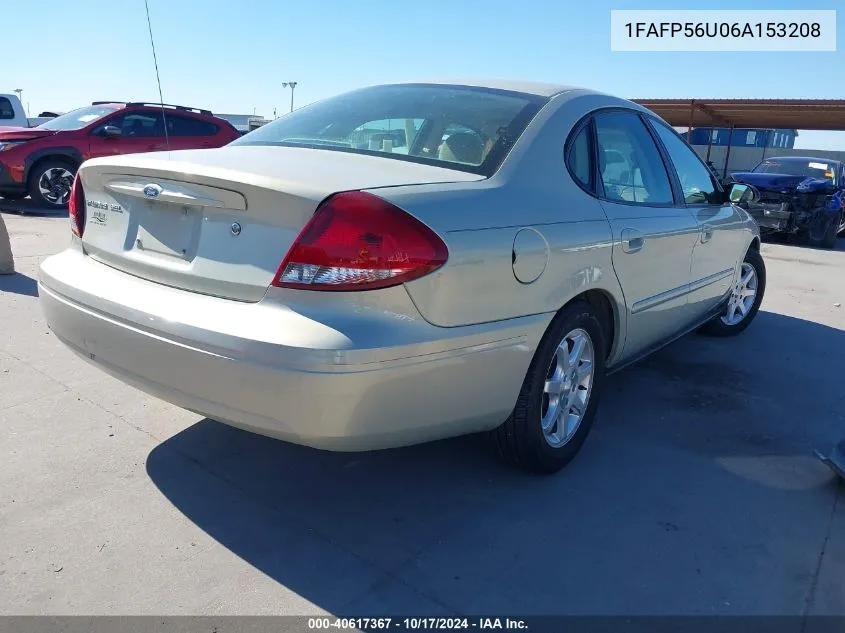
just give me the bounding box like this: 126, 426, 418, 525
231, 222, 242, 236
143, 184, 162, 198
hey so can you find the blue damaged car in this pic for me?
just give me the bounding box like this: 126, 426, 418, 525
730, 156, 845, 248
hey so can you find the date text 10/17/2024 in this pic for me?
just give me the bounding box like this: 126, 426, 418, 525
307, 618, 529, 631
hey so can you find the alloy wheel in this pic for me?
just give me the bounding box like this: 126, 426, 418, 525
721, 262, 758, 326
37, 167, 74, 206
540, 328, 595, 448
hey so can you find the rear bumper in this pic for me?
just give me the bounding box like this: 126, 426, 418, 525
39, 248, 547, 450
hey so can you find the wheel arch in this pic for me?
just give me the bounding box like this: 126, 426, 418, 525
572, 288, 622, 361
24, 148, 83, 186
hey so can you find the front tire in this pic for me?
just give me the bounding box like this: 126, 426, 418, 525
27, 160, 76, 208
490, 301, 606, 474
699, 248, 766, 337
809, 212, 841, 249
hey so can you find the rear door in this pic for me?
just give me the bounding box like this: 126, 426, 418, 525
647, 117, 746, 319
88, 110, 167, 158
592, 109, 700, 360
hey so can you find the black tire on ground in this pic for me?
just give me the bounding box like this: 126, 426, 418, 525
0, 192, 26, 201
489, 300, 607, 474
27, 159, 77, 208
809, 212, 841, 249
699, 248, 766, 338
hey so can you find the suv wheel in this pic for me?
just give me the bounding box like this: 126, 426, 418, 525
28, 160, 76, 208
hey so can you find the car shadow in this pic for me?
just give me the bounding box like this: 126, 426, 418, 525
0, 197, 68, 217
0, 272, 38, 297
145, 310, 845, 615
762, 233, 845, 253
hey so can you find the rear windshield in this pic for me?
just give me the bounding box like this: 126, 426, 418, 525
231, 84, 548, 176
752, 158, 838, 185
37, 105, 119, 131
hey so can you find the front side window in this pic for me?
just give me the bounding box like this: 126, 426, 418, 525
594, 110, 673, 205
232, 84, 547, 176
650, 119, 721, 205
38, 105, 118, 131
100, 112, 164, 138
0, 97, 13, 120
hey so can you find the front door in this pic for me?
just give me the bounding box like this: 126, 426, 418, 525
648, 118, 747, 320
88, 110, 168, 159
593, 109, 700, 362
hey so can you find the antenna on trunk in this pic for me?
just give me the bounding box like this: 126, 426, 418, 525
143, 0, 170, 151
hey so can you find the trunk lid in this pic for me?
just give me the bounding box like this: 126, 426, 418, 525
77, 146, 483, 302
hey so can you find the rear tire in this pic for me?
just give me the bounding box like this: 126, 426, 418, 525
699, 248, 766, 337
490, 301, 606, 474
27, 159, 76, 208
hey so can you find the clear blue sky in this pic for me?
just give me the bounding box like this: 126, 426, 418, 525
5, 0, 843, 148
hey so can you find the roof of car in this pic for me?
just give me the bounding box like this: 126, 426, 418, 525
764, 155, 842, 165
378, 79, 584, 98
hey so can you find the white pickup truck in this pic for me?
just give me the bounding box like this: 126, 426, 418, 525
0, 93, 56, 128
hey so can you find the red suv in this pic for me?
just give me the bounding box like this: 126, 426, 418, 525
0, 101, 240, 208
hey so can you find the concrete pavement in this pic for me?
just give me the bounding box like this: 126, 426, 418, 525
0, 209, 843, 616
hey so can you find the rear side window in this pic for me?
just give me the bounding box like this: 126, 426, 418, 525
0, 97, 13, 120
650, 119, 720, 204
166, 115, 218, 137
566, 124, 593, 190
594, 110, 673, 205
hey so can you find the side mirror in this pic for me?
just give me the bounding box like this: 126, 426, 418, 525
101, 125, 122, 138
725, 182, 759, 205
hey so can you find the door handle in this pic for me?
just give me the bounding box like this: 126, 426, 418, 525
701, 224, 714, 243
621, 228, 645, 253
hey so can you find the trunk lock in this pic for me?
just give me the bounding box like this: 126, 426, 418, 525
231, 222, 242, 236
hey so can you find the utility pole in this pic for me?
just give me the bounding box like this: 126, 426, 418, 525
282, 82, 298, 113
13, 89, 24, 115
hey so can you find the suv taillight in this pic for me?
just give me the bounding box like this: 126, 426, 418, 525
68, 173, 85, 237
273, 191, 448, 291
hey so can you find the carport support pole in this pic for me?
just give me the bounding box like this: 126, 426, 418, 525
687, 100, 695, 142
0, 214, 14, 275
722, 125, 735, 181
705, 126, 714, 163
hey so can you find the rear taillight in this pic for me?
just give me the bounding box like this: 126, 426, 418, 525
273, 191, 448, 291
68, 172, 85, 237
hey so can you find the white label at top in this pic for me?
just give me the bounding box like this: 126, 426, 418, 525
610, 10, 836, 51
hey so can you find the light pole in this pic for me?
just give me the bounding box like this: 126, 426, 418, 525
13, 89, 24, 115
282, 82, 298, 113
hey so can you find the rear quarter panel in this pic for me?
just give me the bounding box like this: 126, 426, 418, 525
374, 91, 632, 363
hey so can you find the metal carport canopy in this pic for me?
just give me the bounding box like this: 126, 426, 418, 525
631, 98, 845, 131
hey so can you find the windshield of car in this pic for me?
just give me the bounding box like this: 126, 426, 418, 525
752, 158, 838, 185
232, 84, 548, 176
37, 105, 119, 131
